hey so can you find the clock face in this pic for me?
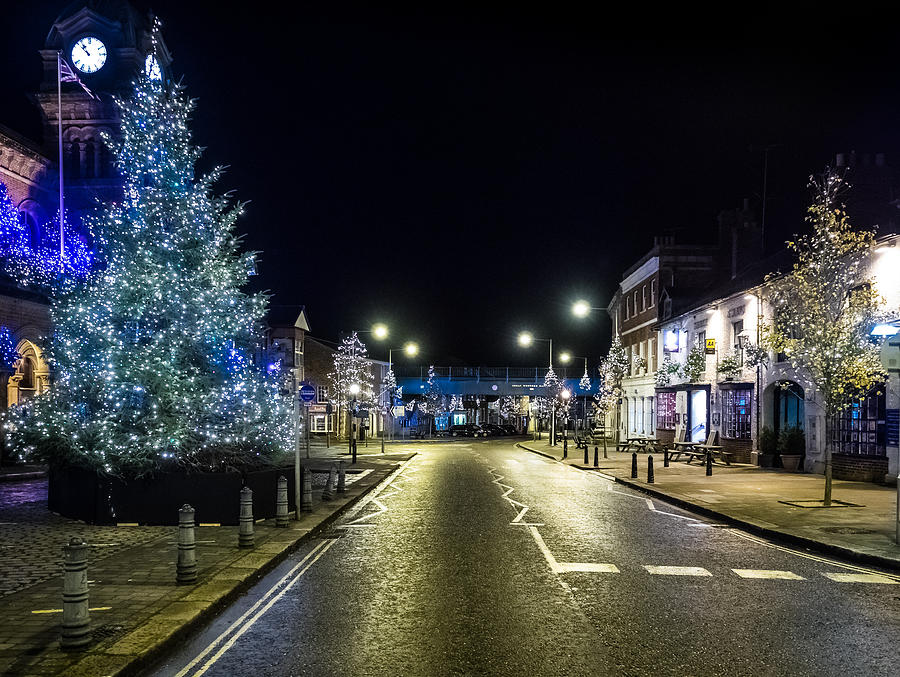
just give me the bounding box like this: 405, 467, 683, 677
71, 36, 107, 74
145, 54, 162, 81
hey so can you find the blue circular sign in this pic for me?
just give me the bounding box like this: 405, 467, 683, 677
299, 384, 316, 403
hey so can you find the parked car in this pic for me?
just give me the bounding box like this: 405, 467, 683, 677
448, 424, 484, 437
501, 424, 518, 435
480, 423, 505, 436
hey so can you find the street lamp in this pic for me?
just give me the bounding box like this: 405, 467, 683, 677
385, 341, 420, 448
518, 331, 556, 444
572, 299, 604, 318
348, 383, 360, 463
560, 388, 571, 458
560, 352, 592, 435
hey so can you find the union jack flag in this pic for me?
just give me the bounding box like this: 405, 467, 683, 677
58, 54, 97, 99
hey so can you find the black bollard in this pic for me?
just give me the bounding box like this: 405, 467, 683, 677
594, 446, 599, 468
584, 445, 588, 465
648, 455, 655, 483
631, 452, 638, 479
351, 438, 357, 465
706, 450, 713, 476
563, 437, 568, 459
664, 449, 670, 467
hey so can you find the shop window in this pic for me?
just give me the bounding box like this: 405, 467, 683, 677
722, 389, 751, 439
657, 391, 676, 430
831, 387, 886, 456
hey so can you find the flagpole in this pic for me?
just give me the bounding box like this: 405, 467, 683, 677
57, 51, 65, 264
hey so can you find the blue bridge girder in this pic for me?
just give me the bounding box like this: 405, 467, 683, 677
394, 366, 600, 397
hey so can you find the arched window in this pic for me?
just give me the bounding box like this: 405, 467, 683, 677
67, 140, 81, 178
84, 142, 96, 179
20, 357, 34, 390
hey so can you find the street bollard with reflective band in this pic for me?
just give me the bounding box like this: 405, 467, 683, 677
276, 476, 289, 527
238, 487, 254, 548
594, 446, 599, 467
337, 461, 346, 494
631, 452, 638, 479
323, 465, 336, 501
301, 467, 313, 512
61, 537, 91, 649
706, 450, 713, 476
664, 449, 670, 467
176, 504, 197, 584
648, 455, 655, 483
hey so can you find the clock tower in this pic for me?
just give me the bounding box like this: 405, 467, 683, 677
32, 0, 172, 213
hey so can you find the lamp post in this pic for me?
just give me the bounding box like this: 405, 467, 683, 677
560, 388, 571, 458
560, 352, 592, 436
385, 341, 418, 451
518, 331, 556, 445
348, 382, 360, 463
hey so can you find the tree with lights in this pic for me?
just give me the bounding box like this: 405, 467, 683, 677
4, 68, 291, 477
328, 332, 376, 440
578, 363, 592, 433
764, 170, 887, 505
596, 336, 628, 447
0, 181, 95, 288
421, 365, 445, 437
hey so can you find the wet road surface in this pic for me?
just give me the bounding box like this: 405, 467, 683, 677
150, 440, 900, 676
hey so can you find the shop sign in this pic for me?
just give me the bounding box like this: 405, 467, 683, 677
705, 338, 716, 354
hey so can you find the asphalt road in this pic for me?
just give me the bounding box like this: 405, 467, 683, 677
150, 439, 900, 677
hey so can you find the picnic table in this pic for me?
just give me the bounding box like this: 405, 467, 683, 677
621, 436, 659, 453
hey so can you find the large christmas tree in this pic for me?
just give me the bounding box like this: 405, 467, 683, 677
5, 64, 291, 477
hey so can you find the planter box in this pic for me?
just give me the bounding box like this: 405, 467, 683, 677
779, 454, 803, 472
48, 464, 298, 525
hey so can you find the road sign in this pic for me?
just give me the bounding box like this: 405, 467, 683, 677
705, 338, 716, 354
299, 384, 316, 403
392, 406, 406, 417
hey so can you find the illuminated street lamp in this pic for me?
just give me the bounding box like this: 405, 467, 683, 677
518, 331, 556, 443
372, 323, 389, 340
572, 299, 604, 318
385, 341, 420, 448
560, 351, 592, 434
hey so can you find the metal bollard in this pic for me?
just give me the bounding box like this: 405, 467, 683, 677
176, 504, 198, 584
276, 476, 289, 527
584, 445, 588, 465
631, 452, 638, 479
648, 455, 655, 483
352, 438, 358, 465
301, 466, 313, 512
238, 486, 254, 548
706, 450, 713, 476
664, 449, 670, 467
594, 446, 599, 468
337, 461, 346, 494
563, 437, 568, 459
61, 537, 91, 649
323, 465, 336, 501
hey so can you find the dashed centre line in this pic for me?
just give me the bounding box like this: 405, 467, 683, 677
732, 569, 806, 580
821, 572, 899, 584
644, 566, 713, 576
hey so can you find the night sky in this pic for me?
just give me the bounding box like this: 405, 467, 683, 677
2, 3, 898, 366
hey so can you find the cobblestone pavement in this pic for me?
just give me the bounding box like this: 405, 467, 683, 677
0, 479, 166, 598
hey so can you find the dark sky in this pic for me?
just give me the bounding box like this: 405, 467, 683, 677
2, 3, 898, 366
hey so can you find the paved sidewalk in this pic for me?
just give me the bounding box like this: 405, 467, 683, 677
0, 452, 414, 676
518, 439, 900, 570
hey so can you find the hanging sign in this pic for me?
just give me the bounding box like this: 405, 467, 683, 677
705, 338, 717, 354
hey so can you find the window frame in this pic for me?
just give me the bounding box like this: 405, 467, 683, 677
722, 388, 752, 439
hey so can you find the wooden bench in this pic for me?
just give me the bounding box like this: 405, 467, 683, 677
690, 431, 734, 465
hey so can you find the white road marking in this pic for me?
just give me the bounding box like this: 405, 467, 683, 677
557, 563, 620, 574
821, 572, 900, 584
726, 529, 900, 582
732, 569, 806, 580
529, 525, 561, 574
644, 565, 712, 576
176, 539, 337, 677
